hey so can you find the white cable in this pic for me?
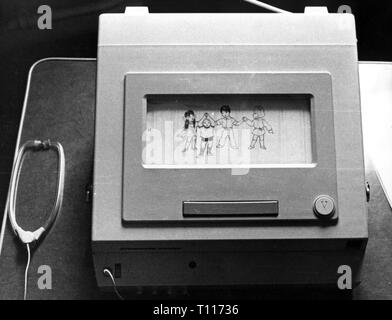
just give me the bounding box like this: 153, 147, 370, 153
24, 243, 31, 300
0, 208, 7, 258
243, 0, 292, 13
103, 268, 124, 300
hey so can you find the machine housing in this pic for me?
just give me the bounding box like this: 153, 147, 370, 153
92, 8, 368, 290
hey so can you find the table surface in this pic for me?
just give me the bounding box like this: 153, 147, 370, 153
0, 59, 391, 300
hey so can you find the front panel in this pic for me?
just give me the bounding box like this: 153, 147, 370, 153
122, 72, 338, 223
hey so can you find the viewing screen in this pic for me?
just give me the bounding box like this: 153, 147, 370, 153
143, 94, 312, 167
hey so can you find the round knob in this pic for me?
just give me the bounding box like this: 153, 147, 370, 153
313, 195, 335, 218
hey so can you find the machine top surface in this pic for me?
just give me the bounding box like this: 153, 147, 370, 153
98, 11, 357, 46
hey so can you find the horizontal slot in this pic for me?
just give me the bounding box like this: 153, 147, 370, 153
183, 201, 279, 218
120, 247, 182, 252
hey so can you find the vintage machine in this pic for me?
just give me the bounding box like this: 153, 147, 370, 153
92, 7, 368, 291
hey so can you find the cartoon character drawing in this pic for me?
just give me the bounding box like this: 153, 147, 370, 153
215, 105, 242, 149
197, 113, 215, 156
179, 110, 198, 153
243, 106, 274, 150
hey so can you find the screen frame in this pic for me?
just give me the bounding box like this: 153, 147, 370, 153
123, 72, 338, 224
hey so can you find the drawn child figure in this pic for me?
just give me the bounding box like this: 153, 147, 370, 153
197, 113, 215, 156
179, 110, 197, 153
215, 105, 242, 149
243, 106, 274, 150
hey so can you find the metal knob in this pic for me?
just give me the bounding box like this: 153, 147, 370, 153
313, 195, 335, 218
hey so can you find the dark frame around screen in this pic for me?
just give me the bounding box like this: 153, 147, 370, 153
123, 72, 338, 224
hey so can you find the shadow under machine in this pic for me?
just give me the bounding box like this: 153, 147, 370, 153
92, 7, 368, 290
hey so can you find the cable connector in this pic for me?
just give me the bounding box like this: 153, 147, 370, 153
16, 226, 45, 244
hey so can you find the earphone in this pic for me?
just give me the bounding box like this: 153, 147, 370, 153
7, 139, 65, 299
8, 140, 65, 245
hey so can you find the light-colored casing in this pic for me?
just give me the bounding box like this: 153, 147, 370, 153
93, 8, 367, 290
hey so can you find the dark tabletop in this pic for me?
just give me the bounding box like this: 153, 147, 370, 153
0, 59, 391, 300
